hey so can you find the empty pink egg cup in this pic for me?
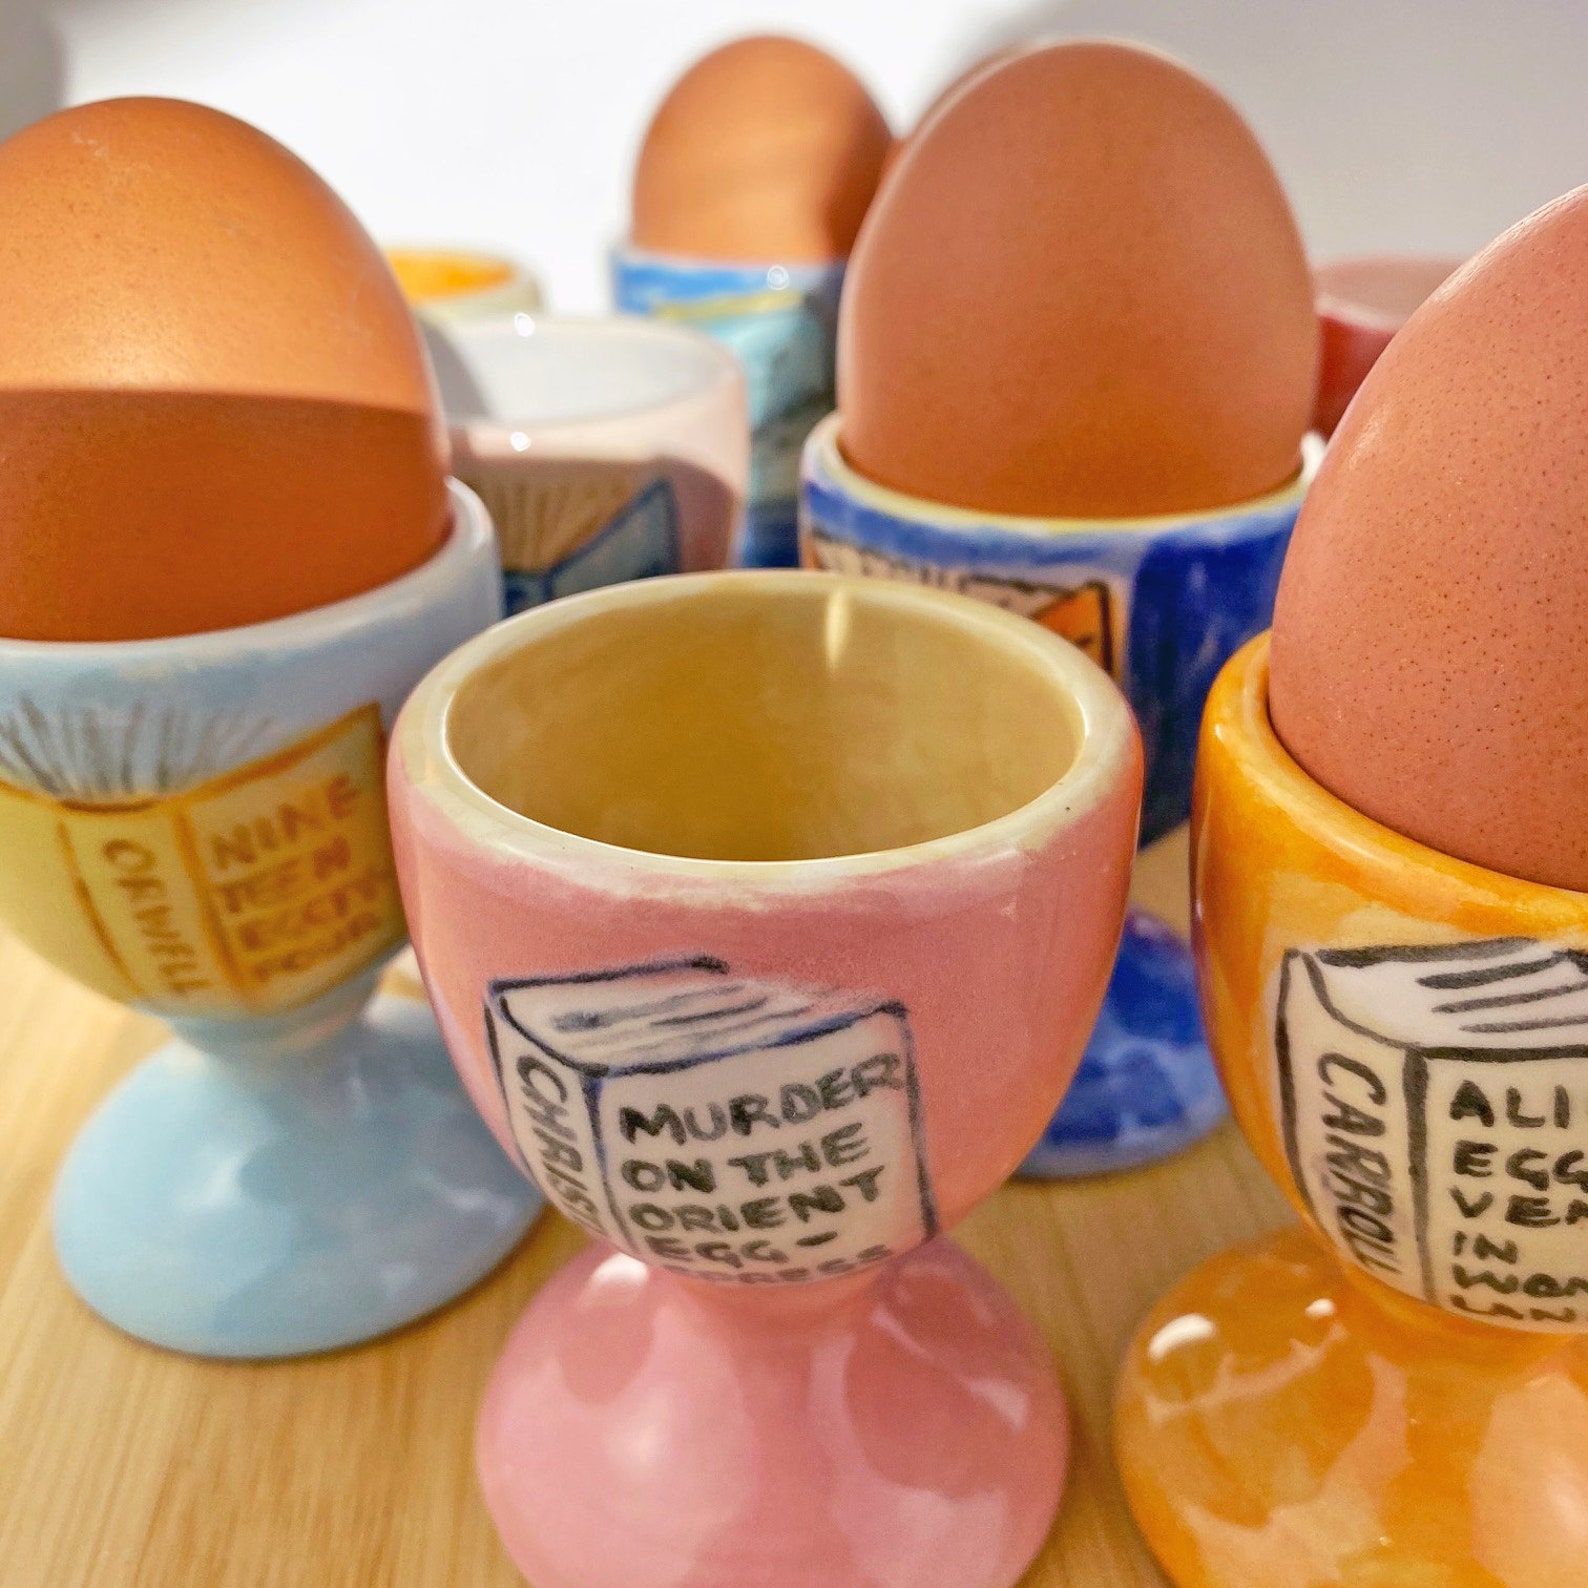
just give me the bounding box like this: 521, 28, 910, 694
388, 570, 1142, 1588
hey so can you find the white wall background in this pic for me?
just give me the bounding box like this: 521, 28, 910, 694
7, 0, 1588, 311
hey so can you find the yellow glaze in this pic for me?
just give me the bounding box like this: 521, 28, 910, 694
1116, 634, 1588, 1585
387, 248, 515, 300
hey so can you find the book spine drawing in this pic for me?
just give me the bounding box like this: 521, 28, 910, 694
485, 956, 938, 1284
0, 701, 402, 1015
1277, 937, 1588, 1330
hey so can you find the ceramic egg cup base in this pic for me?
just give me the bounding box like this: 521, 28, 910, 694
1116, 1225, 1588, 1588
477, 1236, 1067, 1588
1020, 908, 1226, 1177
52, 991, 539, 1359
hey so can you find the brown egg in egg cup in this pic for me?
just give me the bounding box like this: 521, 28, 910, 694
1115, 634, 1588, 1588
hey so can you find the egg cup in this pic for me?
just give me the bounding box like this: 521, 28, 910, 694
425, 312, 747, 615
801, 415, 1318, 1175
386, 244, 545, 321
389, 571, 1142, 1588
1116, 635, 1588, 1586
611, 245, 842, 568
0, 483, 538, 1358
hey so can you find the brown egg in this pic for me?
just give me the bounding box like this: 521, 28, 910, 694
0, 97, 448, 641
631, 35, 892, 263
878, 50, 1013, 184
1270, 190, 1588, 893
838, 41, 1318, 519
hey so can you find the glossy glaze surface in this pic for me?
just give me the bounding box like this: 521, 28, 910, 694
54, 993, 537, 1358
390, 571, 1142, 1586
1116, 634, 1588, 1585
802, 415, 1315, 845
1194, 637, 1588, 1306
388, 246, 545, 320
480, 1237, 1066, 1588
1118, 1227, 1588, 1588
614, 249, 841, 567
1022, 908, 1225, 1178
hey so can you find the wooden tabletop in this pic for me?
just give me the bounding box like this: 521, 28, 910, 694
0, 829, 1291, 1587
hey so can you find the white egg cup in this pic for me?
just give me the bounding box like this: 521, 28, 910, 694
0, 482, 539, 1357
423, 312, 747, 614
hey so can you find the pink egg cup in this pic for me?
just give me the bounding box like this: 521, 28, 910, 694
389, 570, 1142, 1588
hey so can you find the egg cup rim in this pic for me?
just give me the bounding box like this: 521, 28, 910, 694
438, 311, 745, 454
1210, 632, 1588, 921
807, 411, 1322, 540
0, 477, 493, 665
394, 567, 1141, 891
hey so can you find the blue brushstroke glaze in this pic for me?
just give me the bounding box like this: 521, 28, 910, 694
53, 994, 539, 1358
801, 459, 1296, 844
1019, 910, 1227, 1178
613, 249, 843, 569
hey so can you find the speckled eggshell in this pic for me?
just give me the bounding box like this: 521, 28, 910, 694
1271, 189, 1588, 893
1313, 254, 1463, 435
838, 41, 1318, 519
0, 97, 448, 641
631, 35, 892, 264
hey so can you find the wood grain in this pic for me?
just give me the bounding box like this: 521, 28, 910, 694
0, 828, 1291, 1586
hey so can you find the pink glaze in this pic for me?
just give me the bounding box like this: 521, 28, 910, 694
388, 572, 1140, 1587
478, 1239, 1066, 1588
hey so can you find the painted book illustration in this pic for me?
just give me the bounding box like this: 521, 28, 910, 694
484, 468, 680, 615
0, 700, 401, 1015
485, 956, 937, 1285
1278, 937, 1588, 1329
804, 528, 1117, 676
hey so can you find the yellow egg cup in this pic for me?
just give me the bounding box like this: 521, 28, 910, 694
385, 245, 544, 320
1116, 634, 1588, 1588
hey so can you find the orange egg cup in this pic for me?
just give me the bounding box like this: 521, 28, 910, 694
1116, 635, 1588, 1587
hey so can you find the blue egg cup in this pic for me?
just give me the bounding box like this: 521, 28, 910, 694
800, 415, 1318, 1176
54, 987, 538, 1358
0, 483, 540, 1355
612, 247, 843, 569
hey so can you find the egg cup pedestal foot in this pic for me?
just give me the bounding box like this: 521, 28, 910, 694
0, 483, 537, 1357
802, 417, 1318, 1174
1118, 1225, 1588, 1588
612, 247, 843, 568
390, 572, 1144, 1588
1020, 907, 1224, 1177
1116, 635, 1588, 1586
54, 990, 538, 1358
478, 1236, 1066, 1588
